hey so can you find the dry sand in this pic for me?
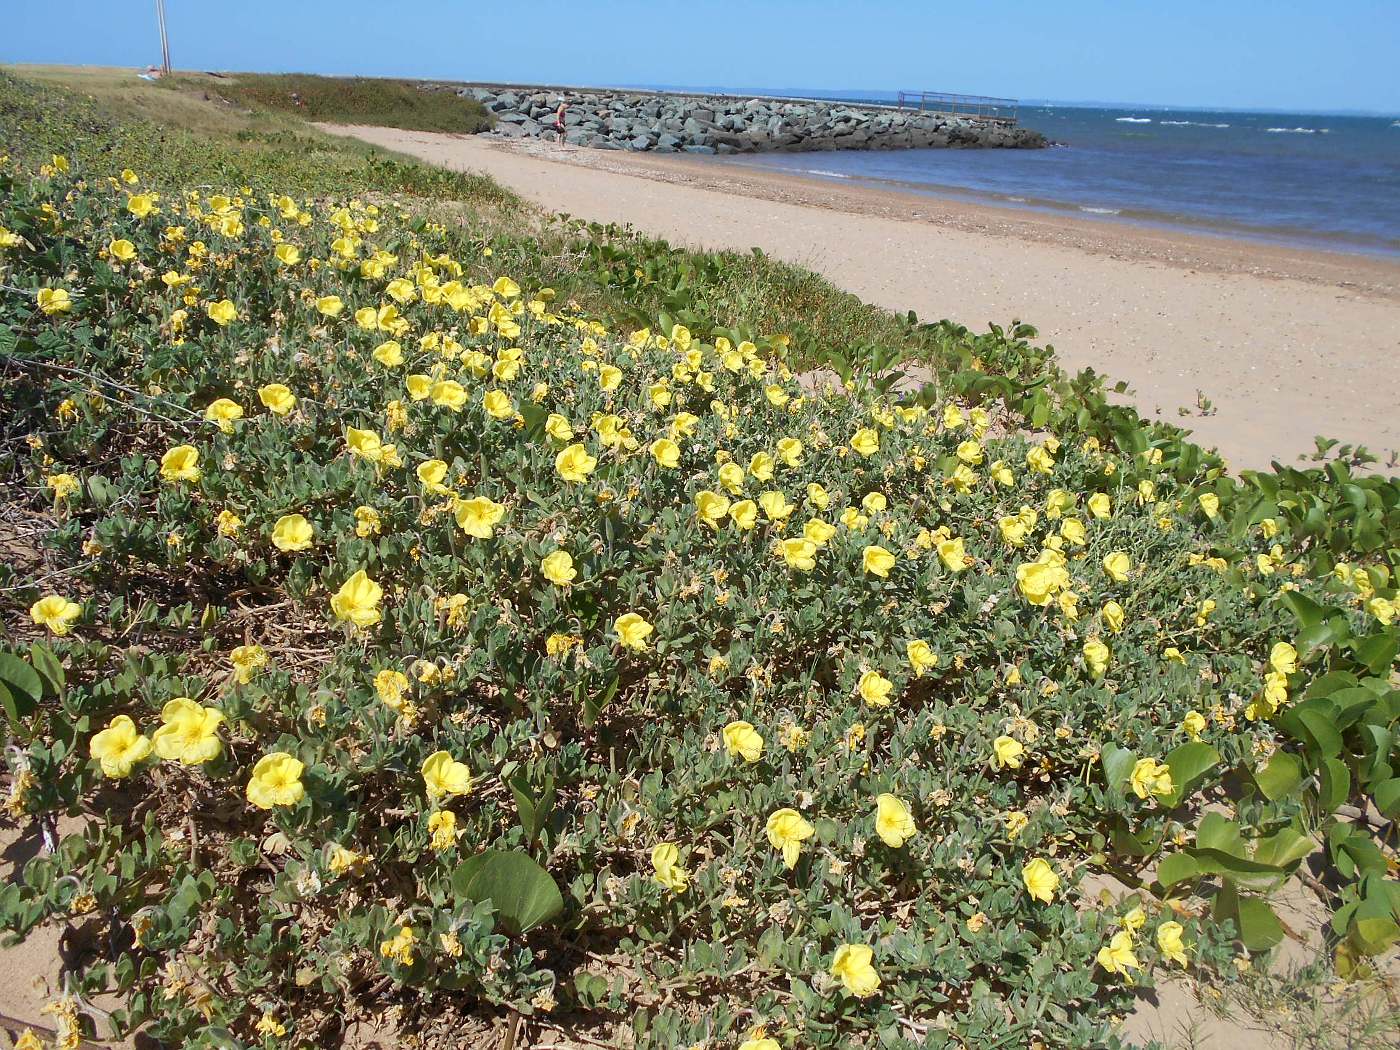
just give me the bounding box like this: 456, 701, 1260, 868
322, 124, 1400, 473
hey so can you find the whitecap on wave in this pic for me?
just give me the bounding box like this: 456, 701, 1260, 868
804, 169, 852, 178
1265, 127, 1328, 134
1079, 206, 1121, 215
1115, 117, 1151, 123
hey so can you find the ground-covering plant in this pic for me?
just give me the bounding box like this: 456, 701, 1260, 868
0, 76, 1396, 1050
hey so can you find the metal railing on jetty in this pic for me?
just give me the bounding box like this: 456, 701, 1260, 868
896, 91, 1019, 125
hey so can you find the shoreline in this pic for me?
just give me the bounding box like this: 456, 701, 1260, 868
322, 124, 1400, 470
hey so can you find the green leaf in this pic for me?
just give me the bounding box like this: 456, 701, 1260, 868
1276, 702, 1343, 759
1099, 745, 1135, 797
1351, 915, 1400, 956
0, 653, 42, 722
1155, 852, 1200, 889
1189, 847, 1295, 891
1372, 777, 1400, 818
27, 643, 64, 698
582, 675, 620, 729
1255, 751, 1304, 801
1234, 897, 1285, 951
1251, 827, 1314, 871
1351, 633, 1399, 676
1161, 741, 1220, 807
1317, 757, 1351, 814
450, 849, 563, 935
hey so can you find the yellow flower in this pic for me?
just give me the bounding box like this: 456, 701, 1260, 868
1096, 930, 1140, 979
993, 735, 1025, 769
1022, 857, 1059, 903
270, 513, 314, 552
43, 473, 77, 502
650, 438, 681, 468
246, 752, 306, 809
422, 750, 473, 800
257, 383, 296, 415
906, 639, 939, 677
108, 238, 136, 262
555, 443, 597, 483
30, 594, 81, 635
483, 389, 515, 420
1060, 517, 1087, 546
431, 379, 468, 411
807, 482, 830, 510
201, 398, 242, 434
405, 374, 432, 400
1102, 551, 1130, 583
545, 413, 573, 441
1016, 557, 1069, 606
1129, 757, 1174, 800
857, 669, 893, 708
493, 275, 521, 298
781, 537, 817, 571
614, 612, 654, 651
372, 340, 403, 367
330, 569, 383, 627
541, 550, 577, 586
759, 490, 794, 522
937, 537, 970, 572
1083, 638, 1111, 678
730, 499, 758, 531
875, 793, 916, 848
738, 1039, 780, 1050
862, 544, 896, 578
151, 698, 223, 765
1198, 492, 1220, 519
37, 287, 73, 315
765, 807, 814, 869
345, 427, 386, 461
1269, 641, 1297, 675
126, 192, 156, 217
717, 462, 745, 495
379, 925, 416, 965
1102, 600, 1125, 634
315, 295, 344, 317
695, 490, 730, 528
453, 496, 506, 539
830, 944, 880, 998
850, 427, 880, 457
274, 243, 300, 266
1156, 921, 1189, 965
1087, 492, 1112, 519
1026, 445, 1055, 474
326, 843, 366, 876
428, 809, 459, 851
748, 452, 775, 482
650, 842, 690, 893
230, 643, 268, 684
205, 299, 237, 326
1182, 710, 1207, 739
599, 364, 623, 391
416, 459, 451, 494
777, 437, 803, 466
722, 720, 764, 763
354, 505, 382, 538
89, 715, 152, 778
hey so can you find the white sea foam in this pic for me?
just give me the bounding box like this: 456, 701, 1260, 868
1079, 206, 1121, 215
1266, 127, 1327, 134
1159, 120, 1231, 128
804, 169, 851, 178
1115, 117, 1151, 123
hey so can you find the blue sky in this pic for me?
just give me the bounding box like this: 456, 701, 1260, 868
4, 0, 1398, 113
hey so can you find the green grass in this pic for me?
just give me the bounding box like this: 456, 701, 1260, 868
173, 71, 494, 134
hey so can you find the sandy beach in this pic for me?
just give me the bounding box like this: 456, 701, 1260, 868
323, 124, 1400, 472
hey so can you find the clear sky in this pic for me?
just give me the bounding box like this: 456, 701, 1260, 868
4, 0, 1398, 113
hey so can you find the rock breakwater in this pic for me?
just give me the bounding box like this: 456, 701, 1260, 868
449, 86, 1046, 154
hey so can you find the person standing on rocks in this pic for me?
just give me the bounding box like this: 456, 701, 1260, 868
553, 98, 568, 146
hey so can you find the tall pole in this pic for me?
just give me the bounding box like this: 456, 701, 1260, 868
155, 0, 171, 74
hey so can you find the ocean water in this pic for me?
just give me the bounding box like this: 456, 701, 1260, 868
713, 102, 1400, 257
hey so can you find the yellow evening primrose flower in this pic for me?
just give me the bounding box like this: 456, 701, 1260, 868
315, 295, 344, 317
765, 808, 815, 869
126, 192, 156, 217
722, 720, 764, 763
204, 397, 243, 432
422, 751, 473, 801
430, 379, 468, 411
151, 698, 223, 765
354, 506, 382, 538
330, 569, 383, 627
1156, 921, 1189, 965
598, 364, 623, 391
257, 383, 296, 415
614, 612, 654, 651
379, 925, 416, 966
862, 544, 897, 578
541, 550, 577, 586
781, 537, 817, 571
738, 1038, 780, 1050
405, 374, 432, 401
1182, 710, 1207, 739
857, 669, 893, 708
1060, 517, 1087, 546
1102, 600, 1125, 634
1022, 857, 1059, 903
270, 513, 314, 552
1198, 492, 1220, 519
483, 389, 514, 420
345, 427, 386, 461
246, 752, 306, 809
759, 491, 794, 522
372, 340, 403, 367
555, 443, 597, 483
453, 496, 506, 539
1016, 557, 1069, 606
416, 459, 451, 494
650, 842, 690, 893
326, 843, 366, 876
650, 438, 680, 468
875, 793, 916, 848
274, 243, 300, 266
427, 810, 459, 851
37, 287, 73, 315
1269, 641, 1297, 675
1129, 757, 1174, 800
993, 735, 1026, 769
830, 944, 880, 998
806, 482, 830, 509
937, 536, 971, 572
1102, 551, 1131, 583
545, 413, 573, 441
230, 644, 268, 684
730, 499, 758, 531
1096, 930, 1141, 980
1087, 492, 1112, 519
748, 452, 775, 482
695, 490, 730, 528
89, 715, 152, 778
107, 238, 136, 262
205, 299, 237, 326
1026, 445, 1055, 474
906, 639, 939, 677
850, 427, 880, 457
30, 594, 81, 635
46, 472, 78, 502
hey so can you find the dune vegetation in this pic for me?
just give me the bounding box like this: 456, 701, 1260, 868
0, 70, 1397, 1050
